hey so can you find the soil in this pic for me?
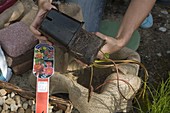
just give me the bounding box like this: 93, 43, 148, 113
138, 5, 170, 86
70, 28, 105, 64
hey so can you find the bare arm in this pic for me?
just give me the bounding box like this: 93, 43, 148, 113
96, 0, 156, 58
116, 0, 156, 47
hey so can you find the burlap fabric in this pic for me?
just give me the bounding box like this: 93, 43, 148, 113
29, 46, 142, 113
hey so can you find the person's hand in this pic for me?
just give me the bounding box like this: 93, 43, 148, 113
95, 32, 124, 59
30, 2, 55, 44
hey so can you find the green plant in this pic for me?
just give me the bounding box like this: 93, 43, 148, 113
148, 71, 170, 113
133, 71, 170, 113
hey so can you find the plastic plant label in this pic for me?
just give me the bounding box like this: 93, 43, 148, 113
33, 43, 54, 113
33, 43, 54, 78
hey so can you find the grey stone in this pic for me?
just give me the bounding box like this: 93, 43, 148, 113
3, 103, 9, 110
18, 107, 25, 113
0, 97, 5, 105
10, 103, 18, 112
0, 89, 7, 96
159, 27, 167, 32
22, 102, 28, 110
5, 98, 16, 105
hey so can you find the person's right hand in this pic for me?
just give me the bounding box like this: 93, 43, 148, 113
30, 2, 55, 44
95, 32, 124, 59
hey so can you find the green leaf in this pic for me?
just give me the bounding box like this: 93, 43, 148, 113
104, 53, 110, 59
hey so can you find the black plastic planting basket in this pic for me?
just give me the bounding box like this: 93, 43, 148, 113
39, 8, 105, 65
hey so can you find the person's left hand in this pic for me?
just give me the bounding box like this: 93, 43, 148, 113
95, 32, 123, 59
30, 2, 56, 44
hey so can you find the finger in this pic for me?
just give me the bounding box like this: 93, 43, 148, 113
95, 32, 107, 40
30, 25, 41, 36
52, 5, 57, 9
30, 10, 47, 36
30, 13, 43, 35
97, 51, 104, 59
46, 41, 52, 46
31, 9, 47, 28
42, 2, 55, 11
39, 40, 52, 45
35, 35, 48, 41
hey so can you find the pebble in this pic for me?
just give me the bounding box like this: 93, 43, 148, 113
22, 102, 28, 110
2, 96, 7, 100
18, 107, 25, 113
0, 89, 7, 96
0, 89, 58, 113
167, 51, 170, 54
25, 108, 32, 113
1, 110, 6, 113
18, 103, 22, 107
21, 97, 27, 102
159, 27, 167, 32
28, 100, 33, 106
14, 95, 21, 105
0, 97, 5, 105
49, 106, 54, 113
31, 104, 35, 111
161, 10, 169, 15
10, 92, 15, 98
7, 94, 11, 98
10, 103, 18, 112
157, 53, 162, 57
3, 103, 9, 110
5, 98, 16, 105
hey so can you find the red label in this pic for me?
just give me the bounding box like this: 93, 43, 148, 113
36, 78, 49, 113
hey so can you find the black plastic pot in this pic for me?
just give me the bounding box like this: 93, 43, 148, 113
39, 8, 105, 65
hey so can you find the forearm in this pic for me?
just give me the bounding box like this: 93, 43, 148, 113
116, 0, 156, 47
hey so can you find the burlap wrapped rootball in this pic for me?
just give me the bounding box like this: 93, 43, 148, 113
29, 47, 142, 113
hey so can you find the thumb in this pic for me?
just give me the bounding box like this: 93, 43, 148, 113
95, 32, 107, 40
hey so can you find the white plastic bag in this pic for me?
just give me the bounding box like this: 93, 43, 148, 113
0, 46, 12, 82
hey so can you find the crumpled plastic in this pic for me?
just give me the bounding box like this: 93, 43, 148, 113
0, 46, 12, 81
